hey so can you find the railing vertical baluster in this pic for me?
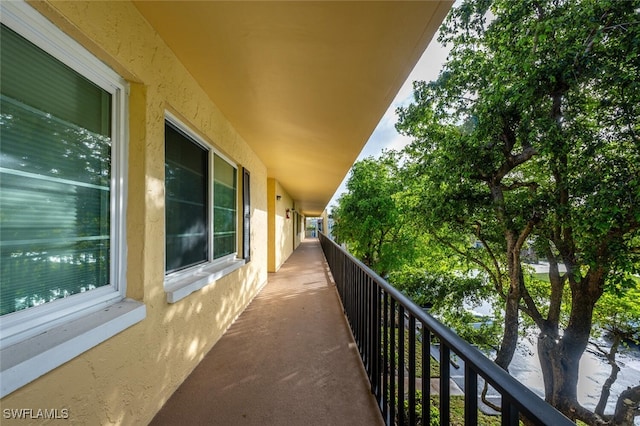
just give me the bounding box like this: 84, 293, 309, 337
353, 264, 357, 327
365, 273, 371, 372
422, 326, 430, 426
351, 265, 355, 337
440, 344, 450, 426
502, 398, 519, 426
358, 269, 362, 349
362, 272, 367, 366
398, 305, 405, 426
341, 250, 345, 297
365, 273, 370, 370
370, 279, 379, 392
344, 261, 349, 316
408, 315, 416, 426
344, 260, 349, 317
366, 274, 370, 374
341, 250, 346, 304
335, 247, 340, 297
347, 263, 358, 326
350, 263, 355, 323
359, 269, 364, 356
382, 291, 389, 421
389, 298, 396, 425
359, 269, 365, 357
355, 268, 360, 351
347, 260, 351, 317
465, 362, 478, 425
367, 276, 373, 372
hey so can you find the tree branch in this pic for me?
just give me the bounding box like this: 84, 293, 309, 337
612, 385, 640, 425
594, 335, 621, 416
570, 402, 609, 425
519, 283, 544, 327
500, 181, 540, 192
539, 240, 566, 327
431, 226, 507, 300
474, 222, 506, 294
495, 146, 539, 182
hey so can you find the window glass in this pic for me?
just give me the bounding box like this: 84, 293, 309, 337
164, 123, 209, 272
213, 155, 237, 259
242, 168, 251, 262
0, 24, 112, 316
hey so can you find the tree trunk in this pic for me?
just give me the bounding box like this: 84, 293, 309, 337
540, 271, 604, 422
611, 385, 640, 426
537, 323, 560, 403
594, 335, 621, 416
494, 234, 522, 370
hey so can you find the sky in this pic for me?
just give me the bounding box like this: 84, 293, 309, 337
326, 28, 451, 210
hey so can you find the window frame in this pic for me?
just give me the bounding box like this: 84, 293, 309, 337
164, 120, 211, 274
163, 112, 245, 303
0, 0, 144, 399
1, 0, 128, 346
242, 167, 251, 262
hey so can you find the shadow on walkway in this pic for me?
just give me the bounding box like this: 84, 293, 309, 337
151, 239, 383, 425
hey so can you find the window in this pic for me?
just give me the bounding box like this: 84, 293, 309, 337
213, 155, 237, 259
165, 123, 209, 272
1, 23, 114, 317
164, 115, 245, 303
0, 1, 144, 398
242, 168, 251, 262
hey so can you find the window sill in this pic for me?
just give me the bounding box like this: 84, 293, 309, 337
164, 258, 246, 303
0, 299, 146, 398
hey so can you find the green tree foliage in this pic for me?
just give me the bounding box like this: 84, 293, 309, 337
591, 283, 640, 418
332, 152, 500, 350
394, 0, 640, 424
332, 151, 417, 276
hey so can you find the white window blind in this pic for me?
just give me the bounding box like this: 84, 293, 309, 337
0, 24, 113, 315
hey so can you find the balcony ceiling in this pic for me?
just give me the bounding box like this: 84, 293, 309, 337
133, 1, 452, 216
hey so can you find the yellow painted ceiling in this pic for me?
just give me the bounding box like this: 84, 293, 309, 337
133, 1, 452, 216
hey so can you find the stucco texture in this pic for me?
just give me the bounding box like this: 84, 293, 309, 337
267, 178, 298, 272
0, 1, 269, 424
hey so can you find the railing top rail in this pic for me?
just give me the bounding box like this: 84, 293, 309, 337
319, 233, 574, 426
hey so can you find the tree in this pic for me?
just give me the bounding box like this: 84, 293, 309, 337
590, 283, 640, 418
396, 0, 640, 424
332, 151, 418, 276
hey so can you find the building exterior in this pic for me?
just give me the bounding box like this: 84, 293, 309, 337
0, 1, 451, 423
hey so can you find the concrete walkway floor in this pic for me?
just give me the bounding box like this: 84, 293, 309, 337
150, 239, 384, 426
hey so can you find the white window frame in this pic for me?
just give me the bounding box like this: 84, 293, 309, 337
0, 1, 145, 398
164, 112, 245, 303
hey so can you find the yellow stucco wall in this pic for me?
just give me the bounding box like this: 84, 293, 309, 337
267, 179, 297, 272
1, 1, 269, 424
321, 210, 330, 236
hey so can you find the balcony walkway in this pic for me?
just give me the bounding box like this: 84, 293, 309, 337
150, 239, 384, 426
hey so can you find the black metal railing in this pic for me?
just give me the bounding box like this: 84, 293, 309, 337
319, 233, 573, 426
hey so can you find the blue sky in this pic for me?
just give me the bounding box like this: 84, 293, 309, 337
327, 33, 451, 210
